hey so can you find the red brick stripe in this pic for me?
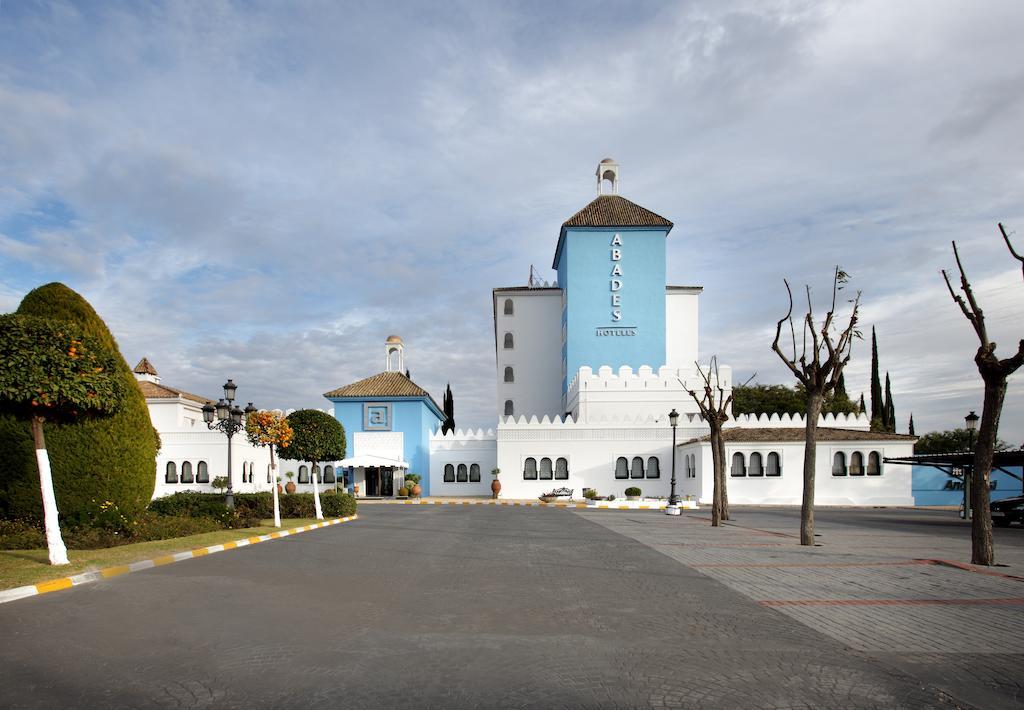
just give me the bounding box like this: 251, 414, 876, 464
761, 597, 1024, 607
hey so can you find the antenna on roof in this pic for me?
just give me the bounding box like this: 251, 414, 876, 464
528, 265, 542, 287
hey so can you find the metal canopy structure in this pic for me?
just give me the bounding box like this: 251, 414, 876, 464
883, 450, 1024, 484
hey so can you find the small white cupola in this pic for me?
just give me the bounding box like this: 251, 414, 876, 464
385, 335, 405, 373
133, 357, 160, 384
596, 158, 619, 195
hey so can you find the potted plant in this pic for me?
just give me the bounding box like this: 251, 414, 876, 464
398, 486, 409, 498
625, 486, 642, 501
490, 467, 501, 499
406, 473, 422, 498
276, 475, 283, 495
284, 471, 296, 494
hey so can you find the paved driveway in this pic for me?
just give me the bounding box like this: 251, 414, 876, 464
0, 506, 965, 708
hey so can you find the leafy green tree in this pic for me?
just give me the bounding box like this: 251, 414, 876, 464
0, 315, 127, 564
914, 429, 1009, 455
0, 284, 157, 523
732, 382, 859, 417
278, 410, 346, 519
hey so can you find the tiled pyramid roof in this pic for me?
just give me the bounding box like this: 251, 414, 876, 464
133, 357, 159, 376
562, 195, 673, 229
137, 380, 210, 405
324, 371, 434, 402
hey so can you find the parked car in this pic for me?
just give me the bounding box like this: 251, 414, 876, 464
990, 496, 1024, 527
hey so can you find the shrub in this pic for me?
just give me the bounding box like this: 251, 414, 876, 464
149, 491, 228, 519
0, 519, 46, 550
321, 490, 357, 518
583, 488, 598, 500
625, 487, 641, 497
0, 283, 157, 524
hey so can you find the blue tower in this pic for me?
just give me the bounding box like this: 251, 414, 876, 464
553, 159, 674, 394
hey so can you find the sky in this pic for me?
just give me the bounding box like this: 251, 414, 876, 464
1, 0, 1022, 442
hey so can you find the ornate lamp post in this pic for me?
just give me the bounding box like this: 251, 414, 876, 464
666, 408, 681, 516
962, 410, 979, 520
202, 379, 256, 510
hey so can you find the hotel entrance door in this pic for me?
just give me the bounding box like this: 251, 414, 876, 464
365, 466, 394, 497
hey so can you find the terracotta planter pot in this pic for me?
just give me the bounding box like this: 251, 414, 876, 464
276, 483, 283, 495
491, 478, 501, 498
285, 481, 296, 494
411, 483, 422, 497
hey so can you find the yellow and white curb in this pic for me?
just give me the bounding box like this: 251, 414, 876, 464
0, 514, 358, 606
394, 499, 699, 511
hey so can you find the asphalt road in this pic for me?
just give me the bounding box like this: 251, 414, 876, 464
0, 506, 974, 708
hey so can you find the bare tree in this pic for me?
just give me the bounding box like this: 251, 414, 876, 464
772, 267, 862, 546
684, 357, 733, 526
941, 223, 1024, 566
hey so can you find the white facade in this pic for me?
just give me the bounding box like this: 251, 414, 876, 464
427, 160, 917, 505
493, 287, 563, 420
137, 366, 343, 501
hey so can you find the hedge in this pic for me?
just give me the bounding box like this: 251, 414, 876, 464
0, 283, 157, 524
149, 491, 357, 520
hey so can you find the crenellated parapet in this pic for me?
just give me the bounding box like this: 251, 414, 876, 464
430, 427, 496, 441
726, 411, 870, 430
567, 364, 732, 394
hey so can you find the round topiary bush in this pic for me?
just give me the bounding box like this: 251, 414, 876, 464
0, 283, 157, 524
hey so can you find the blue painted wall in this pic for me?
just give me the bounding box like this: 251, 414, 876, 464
326, 396, 442, 496
912, 465, 1023, 506
556, 226, 668, 393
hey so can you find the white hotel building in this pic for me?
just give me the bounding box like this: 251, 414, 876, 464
140, 159, 915, 506
427, 159, 916, 504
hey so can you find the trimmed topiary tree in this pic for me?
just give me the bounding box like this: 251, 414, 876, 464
0, 283, 158, 524
0, 314, 128, 564
278, 410, 345, 520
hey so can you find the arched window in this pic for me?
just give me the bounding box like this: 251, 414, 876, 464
646, 457, 660, 479
444, 464, 455, 482
180, 461, 194, 483
504, 298, 514, 315
766, 452, 781, 477
298, 465, 310, 484
324, 465, 336, 484
524, 457, 538, 480
849, 452, 864, 476
469, 464, 481, 482
867, 451, 882, 476
503, 332, 514, 349
615, 457, 628, 479
832, 452, 847, 476
457, 464, 468, 482
539, 457, 553, 480
504, 400, 514, 417
197, 461, 209, 483
504, 366, 514, 383
313, 465, 321, 483
165, 461, 177, 484
730, 453, 746, 477
630, 456, 644, 479
749, 452, 763, 477
555, 458, 568, 480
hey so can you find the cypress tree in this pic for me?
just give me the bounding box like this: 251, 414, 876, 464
908, 414, 915, 436
870, 327, 883, 422
441, 383, 455, 435
883, 372, 895, 433
858, 393, 866, 414
0, 283, 157, 522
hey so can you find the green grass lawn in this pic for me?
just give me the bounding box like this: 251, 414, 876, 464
1, 518, 325, 590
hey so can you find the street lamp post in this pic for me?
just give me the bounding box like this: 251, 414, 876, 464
963, 410, 979, 521
666, 408, 681, 516
202, 379, 256, 511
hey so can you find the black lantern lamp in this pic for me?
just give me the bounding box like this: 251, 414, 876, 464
962, 410, 980, 520
204, 380, 254, 511
666, 408, 681, 515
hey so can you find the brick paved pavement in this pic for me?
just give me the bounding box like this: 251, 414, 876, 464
0, 506, 965, 709
582, 506, 1024, 708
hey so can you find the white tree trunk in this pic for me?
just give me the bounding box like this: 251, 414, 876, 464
271, 460, 281, 528
312, 463, 323, 520
32, 418, 69, 566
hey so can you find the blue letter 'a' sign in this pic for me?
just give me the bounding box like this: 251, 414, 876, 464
364, 403, 392, 431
